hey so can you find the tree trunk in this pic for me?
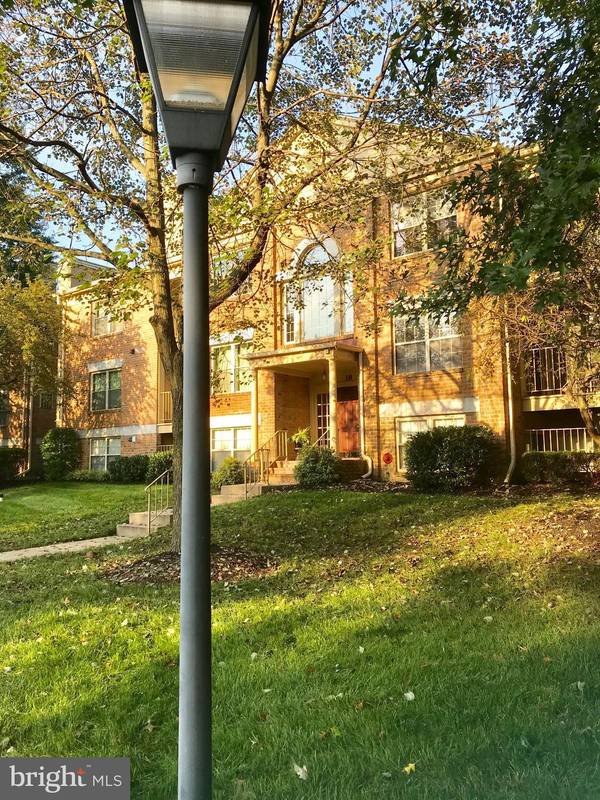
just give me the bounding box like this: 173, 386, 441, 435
170, 352, 184, 551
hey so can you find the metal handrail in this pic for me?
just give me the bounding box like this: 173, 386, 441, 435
145, 467, 172, 535
313, 428, 331, 448
243, 429, 288, 499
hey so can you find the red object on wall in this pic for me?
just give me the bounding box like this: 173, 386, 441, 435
382, 451, 393, 465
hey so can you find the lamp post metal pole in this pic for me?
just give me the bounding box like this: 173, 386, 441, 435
176, 152, 214, 800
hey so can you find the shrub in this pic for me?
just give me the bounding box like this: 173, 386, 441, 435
146, 450, 173, 482
0, 447, 26, 485
107, 454, 149, 483
67, 469, 110, 482
521, 451, 598, 485
40, 428, 79, 480
405, 424, 501, 492
211, 457, 244, 492
294, 445, 340, 488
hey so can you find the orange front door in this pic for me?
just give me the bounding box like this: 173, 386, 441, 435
337, 387, 360, 455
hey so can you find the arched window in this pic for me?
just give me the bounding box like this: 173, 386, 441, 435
283, 244, 353, 344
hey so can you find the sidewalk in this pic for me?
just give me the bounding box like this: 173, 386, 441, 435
0, 529, 147, 564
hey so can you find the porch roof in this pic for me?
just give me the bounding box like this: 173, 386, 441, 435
246, 340, 362, 372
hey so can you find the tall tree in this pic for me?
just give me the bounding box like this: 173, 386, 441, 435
0, 0, 504, 546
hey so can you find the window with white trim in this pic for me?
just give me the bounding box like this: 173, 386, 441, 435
90, 436, 121, 471
38, 391, 54, 410
211, 426, 251, 470
283, 245, 353, 344
211, 342, 252, 394
394, 314, 462, 374
90, 369, 121, 410
392, 189, 457, 258
91, 304, 122, 336
395, 414, 465, 469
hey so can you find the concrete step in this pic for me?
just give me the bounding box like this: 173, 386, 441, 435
116, 523, 148, 538
128, 510, 173, 527
267, 474, 298, 485
219, 483, 262, 498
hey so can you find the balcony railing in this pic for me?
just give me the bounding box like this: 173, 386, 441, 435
525, 347, 567, 396
526, 427, 593, 453
160, 391, 172, 423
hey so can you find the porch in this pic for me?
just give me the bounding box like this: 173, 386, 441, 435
245, 341, 364, 459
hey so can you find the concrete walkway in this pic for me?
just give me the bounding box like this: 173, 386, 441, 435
0, 529, 147, 564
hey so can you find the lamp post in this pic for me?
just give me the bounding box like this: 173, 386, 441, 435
122, 2, 269, 797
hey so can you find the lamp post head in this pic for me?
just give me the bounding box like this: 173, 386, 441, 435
123, 0, 270, 167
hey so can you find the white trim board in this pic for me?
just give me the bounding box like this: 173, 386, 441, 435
380, 396, 479, 418
87, 359, 124, 372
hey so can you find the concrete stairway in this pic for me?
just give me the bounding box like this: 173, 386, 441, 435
116, 508, 173, 538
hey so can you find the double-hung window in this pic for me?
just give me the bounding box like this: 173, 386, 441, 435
211, 342, 252, 394
38, 391, 54, 410
90, 369, 121, 410
394, 314, 462, 374
392, 189, 457, 258
90, 437, 121, 471
396, 415, 465, 469
91, 304, 122, 336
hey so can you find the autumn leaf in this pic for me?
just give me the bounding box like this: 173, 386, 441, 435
403, 762, 416, 775
293, 763, 308, 780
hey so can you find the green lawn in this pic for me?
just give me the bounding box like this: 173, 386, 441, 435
0, 482, 146, 551
1, 487, 600, 799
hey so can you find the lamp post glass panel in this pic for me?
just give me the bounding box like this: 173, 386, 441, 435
123, 0, 269, 797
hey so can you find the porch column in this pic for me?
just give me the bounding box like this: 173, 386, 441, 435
328, 356, 338, 452
251, 368, 259, 453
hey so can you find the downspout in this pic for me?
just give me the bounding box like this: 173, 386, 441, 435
27, 376, 34, 472
503, 324, 517, 484
371, 198, 382, 478
358, 351, 373, 478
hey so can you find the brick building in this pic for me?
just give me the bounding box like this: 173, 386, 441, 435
55, 151, 598, 481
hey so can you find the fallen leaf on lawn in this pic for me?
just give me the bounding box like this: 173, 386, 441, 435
293, 763, 308, 780
403, 763, 416, 775
358, 646, 365, 654
121, 619, 129, 627
144, 718, 155, 733
250, 652, 258, 661
404, 691, 415, 701
382, 772, 392, 779
483, 616, 493, 623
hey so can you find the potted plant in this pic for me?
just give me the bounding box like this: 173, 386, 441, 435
290, 427, 311, 452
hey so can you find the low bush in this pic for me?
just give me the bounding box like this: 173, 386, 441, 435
146, 450, 173, 482
406, 424, 501, 492
294, 445, 340, 488
211, 457, 244, 492
107, 454, 149, 483
0, 447, 26, 485
40, 428, 79, 480
67, 469, 110, 482
521, 451, 598, 485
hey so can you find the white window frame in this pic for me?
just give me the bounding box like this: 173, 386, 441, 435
393, 314, 463, 374
210, 341, 252, 395
391, 189, 457, 259
90, 369, 122, 411
210, 426, 252, 470
395, 414, 466, 470
91, 304, 122, 337
89, 436, 121, 471
283, 274, 354, 344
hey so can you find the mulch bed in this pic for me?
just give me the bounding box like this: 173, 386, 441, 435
100, 545, 278, 586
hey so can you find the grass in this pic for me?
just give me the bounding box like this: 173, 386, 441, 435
1, 487, 600, 799
0, 482, 146, 551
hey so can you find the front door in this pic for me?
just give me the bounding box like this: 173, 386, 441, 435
337, 386, 360, 455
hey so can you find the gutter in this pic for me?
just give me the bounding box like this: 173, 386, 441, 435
358, 351, 373, 478
503, 325, 517, 484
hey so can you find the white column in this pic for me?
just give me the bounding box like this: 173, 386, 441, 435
251, 368, 259, 452
328, 356, 337, 452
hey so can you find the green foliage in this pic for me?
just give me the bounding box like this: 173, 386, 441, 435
40, 428, 79, 481
294, 445, 340, 488
521, 451, 598, 485
107, 454, 149, 483
211, 458, 244, 493
406, 424, 501, 492
67, 469, 110, 483
146, 450, 173, 483
290, 427, 311, 448
0, 447, 26, 485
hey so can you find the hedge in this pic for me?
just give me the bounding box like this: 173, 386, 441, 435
107, 454, 150, 483
405, 424, 501, 492
146, 450, 173, 483
211, 457, 244, 492
521, 451, 598, 485
67, 469, 110, 482
40, 428, 79, 480
294, 445, 340, 488
0, 447, 26, 485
